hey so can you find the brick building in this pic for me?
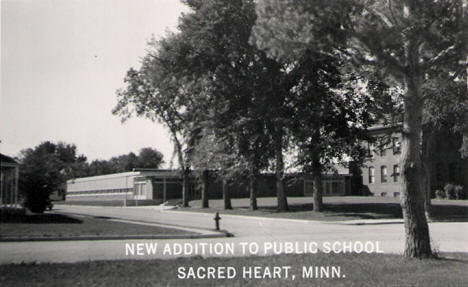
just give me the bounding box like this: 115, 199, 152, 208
360, 125, 467, 197
361, 126, 403, 197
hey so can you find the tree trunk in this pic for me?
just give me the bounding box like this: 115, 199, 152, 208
275, 135, 289, 211
400, 72, 432, 258
182, 167, 190, 207
222, 179, 232, 210
421, 127, 434, 219
201, 170, 209, 208
462, 43, 468, 159
462, 112, 468, 159
249, 172, 258, 211
172, 133, 190, 207
311, 153, 323, 212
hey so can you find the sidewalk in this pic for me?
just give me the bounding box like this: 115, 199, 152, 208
1, 204, 467, 264
0, 211, 229, 243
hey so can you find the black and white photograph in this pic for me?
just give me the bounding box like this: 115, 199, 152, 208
1, 0, 467, 286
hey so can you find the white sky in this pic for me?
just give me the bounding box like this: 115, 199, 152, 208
1, 0, 189, 165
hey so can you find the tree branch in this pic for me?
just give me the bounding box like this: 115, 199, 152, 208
422, 45, 456, 69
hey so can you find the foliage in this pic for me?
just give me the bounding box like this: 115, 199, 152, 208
18, 142, 87, 213
113, 0, 288, 209
17, 142, 164, 212
454, 185, 465, 200
435, 189, 446, 199
87, 148, 164, 176
443, 183, 465, 200
251, 0, 466, 258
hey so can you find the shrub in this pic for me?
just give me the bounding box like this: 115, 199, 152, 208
454, 185, 465, 200
23, 189, 49, 213
435, 189, 445, 199
444, 183, 457, 200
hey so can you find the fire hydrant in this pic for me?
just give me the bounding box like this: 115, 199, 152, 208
214, 212, 221, 231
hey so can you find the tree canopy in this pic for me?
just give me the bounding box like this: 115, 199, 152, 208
19, 142, 87, 212
251, 0, 467, 258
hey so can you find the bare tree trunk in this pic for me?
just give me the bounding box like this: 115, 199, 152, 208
421, 127, 434, 219
222, 179, 232, 210
462, 112, 468, 159
249, 171, 258, 211
172, 132, 190, 207
311, 153, 323, 212
275, 135, 289, 211
201, 170, 209, 208
460, 2, 468, 198
401, 72, 432, 258
182, 167, 190, 207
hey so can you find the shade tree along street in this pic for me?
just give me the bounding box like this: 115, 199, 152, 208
251, 0, 467, 258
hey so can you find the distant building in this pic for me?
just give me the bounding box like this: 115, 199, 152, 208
0, 153, 19, 207
360, 125, 467, 197
66, 169, 179, 203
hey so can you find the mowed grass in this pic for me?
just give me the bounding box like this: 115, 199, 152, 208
0, 252, 466, 286
0, 208, 194, 239
184, 196, 468, 222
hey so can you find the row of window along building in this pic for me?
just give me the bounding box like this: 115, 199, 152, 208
65, 169, 352, 203
360, 125, 467, 197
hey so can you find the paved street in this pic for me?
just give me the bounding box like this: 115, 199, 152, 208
0, 204, 467, 264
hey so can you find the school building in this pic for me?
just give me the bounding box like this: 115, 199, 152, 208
360, 125, 467, 197
65, 169, 352, 203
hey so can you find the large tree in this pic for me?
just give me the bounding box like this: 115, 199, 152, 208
252, 0, 466, 258
118, 0, 288, 211
285, 50, 378, 212
113, 34, 195, 207
176, 0, 285, 211
19, 141, 87, 212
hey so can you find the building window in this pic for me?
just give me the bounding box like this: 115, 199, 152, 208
393, 137, 401, 154
369, 167, 375, 184
381, 165, 387, 183
393, 165, 400, 182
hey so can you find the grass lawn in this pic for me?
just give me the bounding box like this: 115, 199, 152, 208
182, 196, 468, 222
0, 208, 195, 239
0, 252, 466, 286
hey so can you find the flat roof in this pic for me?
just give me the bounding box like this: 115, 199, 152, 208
1, 153, 19, 166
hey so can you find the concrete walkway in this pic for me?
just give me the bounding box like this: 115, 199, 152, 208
0, 204, 466, 264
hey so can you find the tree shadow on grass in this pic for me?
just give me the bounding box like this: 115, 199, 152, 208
428, 205, 468, 222
0, 209, 82, 224
260, 202, 468, 221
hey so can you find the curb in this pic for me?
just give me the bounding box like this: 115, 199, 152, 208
163, 209, 327, 224
0, 232, 230, 243
164, 210, 409, 226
